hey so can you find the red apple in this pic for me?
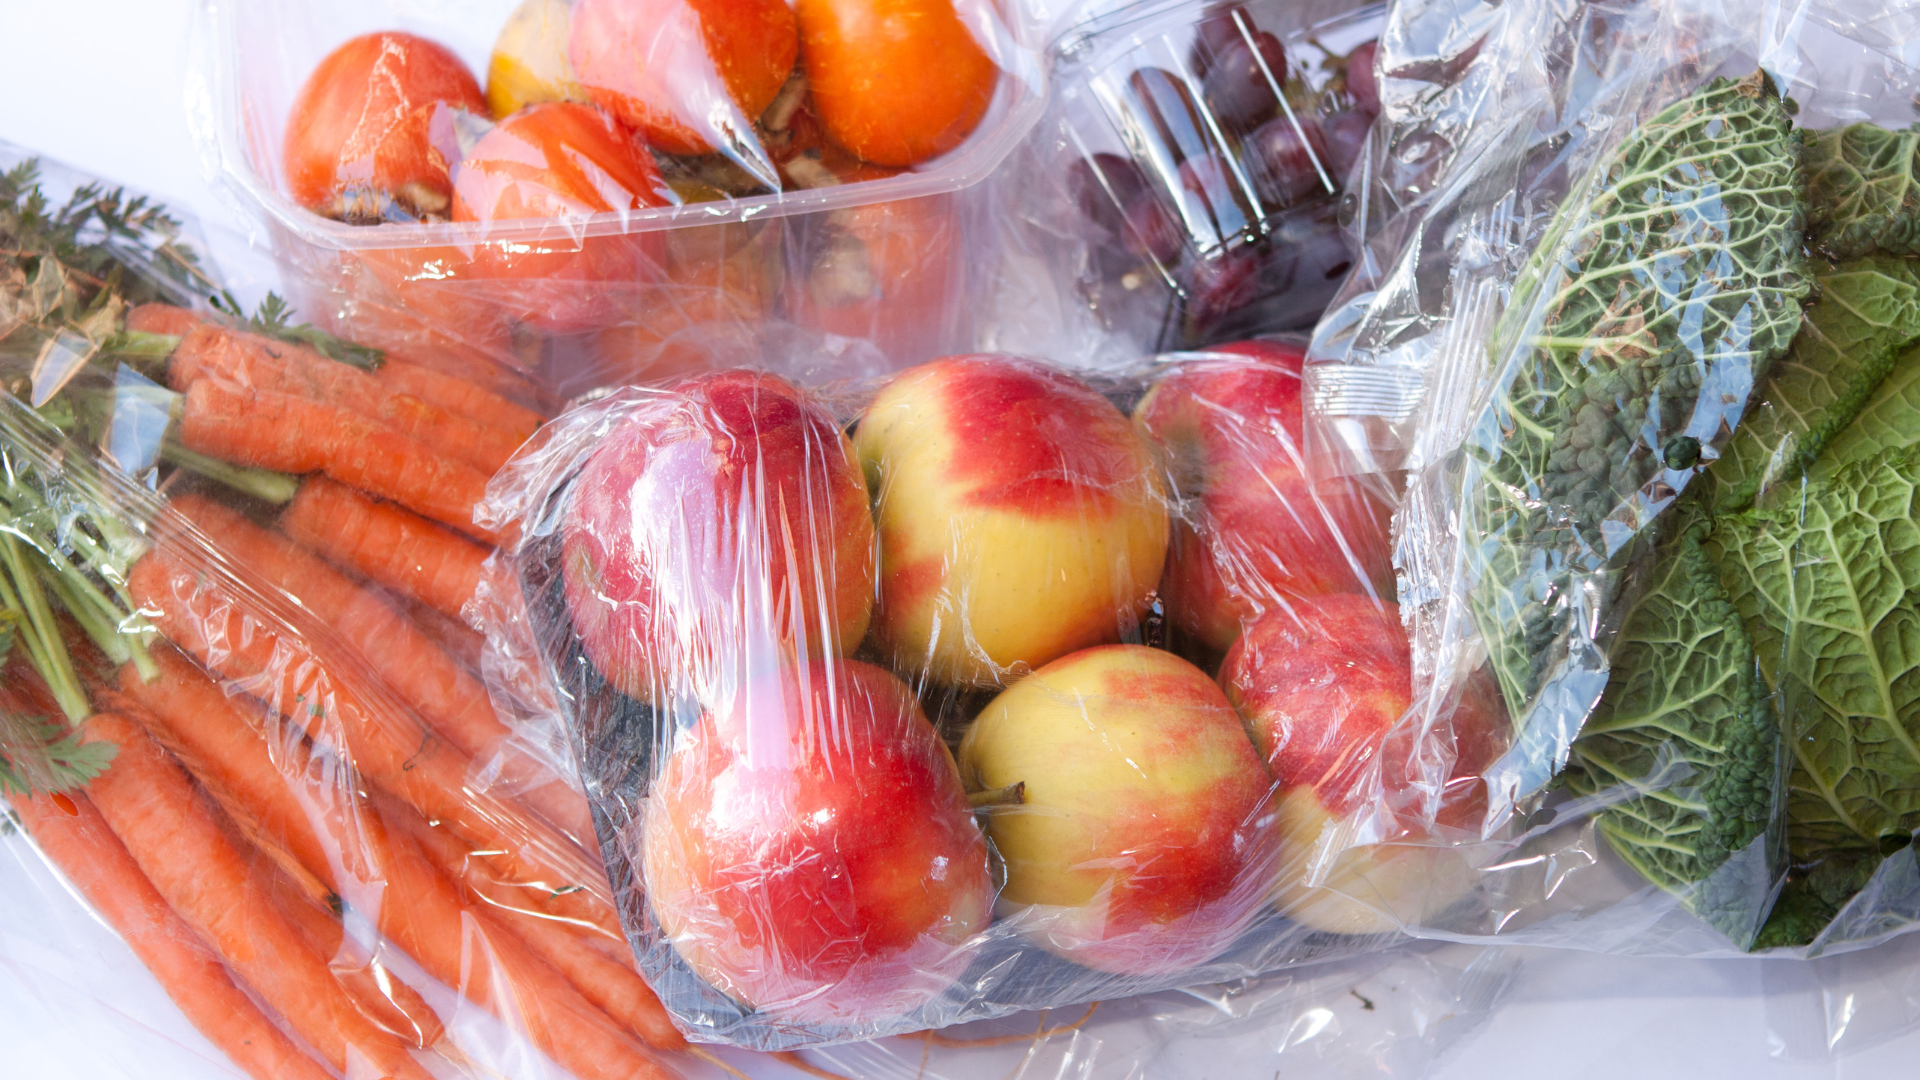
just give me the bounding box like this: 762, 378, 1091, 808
958, 645, 1271, 975
1134, 339, 1391, 654
642, 657, 992, 1023
1220, 594, 1501, 934
561, 370, 875, 705
852, 355, 1168, 688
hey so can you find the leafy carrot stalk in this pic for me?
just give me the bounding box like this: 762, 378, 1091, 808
168, 325, 526, 475
9, 789, 337, 1080
165, 495, 595, 841
392, 797, 685, 1051
177, 378, 498, 542
76, 710, 441, 1080
376, 358, 546, 437
281, 477, 489, 623
124, 548, 619, 934
114, 650, 684, 1076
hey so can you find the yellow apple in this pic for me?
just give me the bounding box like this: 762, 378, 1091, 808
852, 355, 1168, 688
957, 644, 1270, 975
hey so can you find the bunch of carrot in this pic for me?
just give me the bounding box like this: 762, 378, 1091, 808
0, 306, 740, 1080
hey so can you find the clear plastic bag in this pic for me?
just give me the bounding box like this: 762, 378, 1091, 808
1300, 0, 1920, 959
474, 338, 1514, 1049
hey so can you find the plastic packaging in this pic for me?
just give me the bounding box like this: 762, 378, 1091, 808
1297, 0, 1920, 959
187, 0, 1049, 392
1013, 0, 1380, 358
474, 338, 1511, 1049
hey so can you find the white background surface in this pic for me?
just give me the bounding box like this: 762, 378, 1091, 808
3, 1, 1920, 1077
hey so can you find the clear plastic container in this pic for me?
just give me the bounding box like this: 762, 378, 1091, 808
186, 0, 1049, 392
1043, 0, 1381, 351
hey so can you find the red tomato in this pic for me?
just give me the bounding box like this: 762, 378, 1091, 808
797, 0, 999, 167
569, 0, 798, 157
450, 102, 675, 332
284, 32, 486, 219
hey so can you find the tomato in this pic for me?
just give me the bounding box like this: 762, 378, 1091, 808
284, 32, 486, 220
487, 0, 588, 118
797, 0, 998, 167
571, 287, 763, 392
569, 0, 798, 157
450, 101, 676, 332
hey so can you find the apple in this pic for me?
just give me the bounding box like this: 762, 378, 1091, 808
1220, 594, 1501, 935
487, 0, 588, 118
642, 657, 992, 1023
852, 355, 1168, 688
1133, 340, 1392, 654
561, 370, 875, 705
957, 644, 1271, 975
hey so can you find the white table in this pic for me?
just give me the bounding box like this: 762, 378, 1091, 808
1, 0, 1915, 1076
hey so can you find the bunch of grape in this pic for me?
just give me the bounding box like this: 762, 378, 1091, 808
1066, 4, 1380, 341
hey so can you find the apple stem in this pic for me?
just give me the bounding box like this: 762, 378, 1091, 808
968, 782, 1026, 809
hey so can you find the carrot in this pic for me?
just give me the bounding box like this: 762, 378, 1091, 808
178, 378, 497, 542
10, 790, 336, 1080
394, 798, 685, 1051
125, 550, 619, 934
165, 495, 593, 841
406, 596, 488, 672
116, 651, 682, 1077
126, 303, 204, 337
281, 477, 490, 623
78, 711, 439, 1080
169, 325, 523, 474
376, 358, 546, 438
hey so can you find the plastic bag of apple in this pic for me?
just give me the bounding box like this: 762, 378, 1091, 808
478, 339, 1506, 1049
189, 0, 1047, 395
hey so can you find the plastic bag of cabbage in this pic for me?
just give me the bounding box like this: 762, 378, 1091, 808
1303, 0, 1920, 957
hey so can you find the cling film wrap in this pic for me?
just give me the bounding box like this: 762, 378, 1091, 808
186, 0, 1050, 394
1299, 0, 1920, 962
476, 337, 1513, 1050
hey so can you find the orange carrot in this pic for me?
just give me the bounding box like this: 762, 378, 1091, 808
10, 790, 337, 1080
126, 303, 204, 337
406, 596, 488, 672
78, 711, 439, 1080
166, 495, 593, 841
169, 325, 523, 474
376, 358, 546, 438
178, 379, 497, 542
281, 477, 490, 623
125, 549, 617, 934
394, 798, 684, 1051
116, 651, 682, 1077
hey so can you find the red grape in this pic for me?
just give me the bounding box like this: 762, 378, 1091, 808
1244, 116, 1331, 209
1189, 4, 1259, 78
1124, 67, 1211, 166
1184, 245, 1260, 319
1177, 152, 1255, 248
1201, 30, 1286, 132
1121, 190, 1184, 264
1069, 153, 1151, 235
1347, 40, 1381, 116
1321, 110, 1373, 181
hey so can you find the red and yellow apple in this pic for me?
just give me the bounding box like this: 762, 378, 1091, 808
1220, 594, 1501, 934
1134, 340, 1391, 654
561, 370, 875, 704
957, 644, 1270, 974
853, 355, 1168, 688
642, 657, 992, 1023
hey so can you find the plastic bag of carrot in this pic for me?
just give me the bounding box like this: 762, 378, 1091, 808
0, 145, 755, 1080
